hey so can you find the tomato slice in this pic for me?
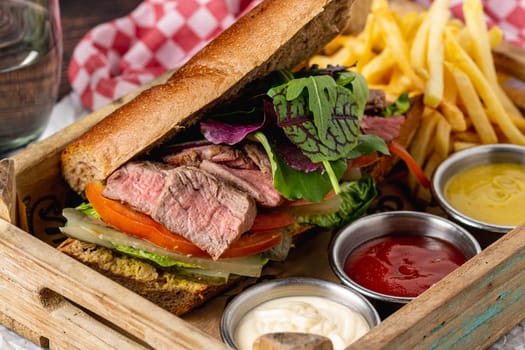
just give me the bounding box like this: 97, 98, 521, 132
86, 182, 207, 256
85, 182, 282, 258
250, 211, 296, 231
388, 141, 431, 188
221, 230, 282, 258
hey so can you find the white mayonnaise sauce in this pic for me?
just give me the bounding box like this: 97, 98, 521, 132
234, 296, 370, 350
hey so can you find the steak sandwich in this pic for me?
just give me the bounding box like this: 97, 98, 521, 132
58, 0, 425, 316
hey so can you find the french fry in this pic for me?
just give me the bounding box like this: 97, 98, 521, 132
409, 109, 440, 166
319, 36, 346, 56
389, 67, 415, 96
455, 27, 473, 55
452, 131, 481, 143
361, 48, 395, 84
308, 0, 524, 202
445, 61, 498, 144
444, 30, 525, 145
438, 100, 467, 132
373, 2, 425, 91
453, 141, 480, 152
417, 152, 446, 201
400, 12, 423, 44
463, 0, 497, 85
423, 0, 451, 108
488, 27, 503, 48
410, 13, 429, 72
463, 0, 524, 123
442, 63, 458, 104
435, 114, 452, 157
356, 14, 377, 70
407, 107, 440, 191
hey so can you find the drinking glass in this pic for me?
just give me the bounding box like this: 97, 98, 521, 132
0, 0, 62, 154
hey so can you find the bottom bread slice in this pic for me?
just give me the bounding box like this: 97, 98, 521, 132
57, 238, 237, 316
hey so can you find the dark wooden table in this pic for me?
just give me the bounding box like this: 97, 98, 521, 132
58, 0, 142, 98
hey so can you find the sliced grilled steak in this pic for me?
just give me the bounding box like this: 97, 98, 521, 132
365, 89, 388, 114
200, 159, 283, 207
361, 115, 405, 142
163, 143, 282, 206
163, 144, 258, 170
243, 143, 272, 175
103, 161, 257, 259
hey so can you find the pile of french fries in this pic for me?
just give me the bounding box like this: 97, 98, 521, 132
309, 0, 525, 201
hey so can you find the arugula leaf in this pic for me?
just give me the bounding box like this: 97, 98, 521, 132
251, 132, 347, 202
265, 69, 374, 197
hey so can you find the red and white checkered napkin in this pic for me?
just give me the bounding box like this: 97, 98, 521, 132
68, 0, 261, 110
415, 0, 525, 48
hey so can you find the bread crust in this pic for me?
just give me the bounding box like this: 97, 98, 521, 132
61, 0, 355, 194
57, 238, 236, 316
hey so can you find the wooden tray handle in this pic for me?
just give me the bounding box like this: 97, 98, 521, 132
0, 219, 229, 350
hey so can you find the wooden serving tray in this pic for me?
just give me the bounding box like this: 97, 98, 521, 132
1, 12, 525, 350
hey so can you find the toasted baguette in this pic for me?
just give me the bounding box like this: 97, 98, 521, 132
61, 0, 356, 194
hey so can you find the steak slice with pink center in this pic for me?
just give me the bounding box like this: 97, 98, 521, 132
103, 161, 257, 259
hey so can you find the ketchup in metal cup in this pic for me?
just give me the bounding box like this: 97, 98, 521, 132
343, 235, 467, 298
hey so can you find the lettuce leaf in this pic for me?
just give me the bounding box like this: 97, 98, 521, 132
297, 176, 377, 227
347, 134, 390, 159
251, 132, 347, 202
200, 118, 264, 145
335, 70, 369, 117
382, 91, 410, 117
76, 202, 101, 219
114, 245, 234, 285
268, 78, 363, 163
115, 244, 199, 268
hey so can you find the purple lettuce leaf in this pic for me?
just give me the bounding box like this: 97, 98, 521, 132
266, 127, 322, 173
200, 118, 264, 145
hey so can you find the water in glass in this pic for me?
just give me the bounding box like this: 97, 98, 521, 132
0, 0, 62, 153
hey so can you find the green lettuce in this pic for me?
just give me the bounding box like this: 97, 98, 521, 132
114, 244, 198, 268
297, 175, 377, 227
251, 131, 347, 202
382, 91, 410, 117
76, 202, 101, 219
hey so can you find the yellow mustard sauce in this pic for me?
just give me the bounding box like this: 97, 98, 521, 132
444, 163, 525, 226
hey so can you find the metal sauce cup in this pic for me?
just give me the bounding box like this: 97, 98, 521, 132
432, 144, 525, 247
220, 277, 380, 349
329, 211, 481, 316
